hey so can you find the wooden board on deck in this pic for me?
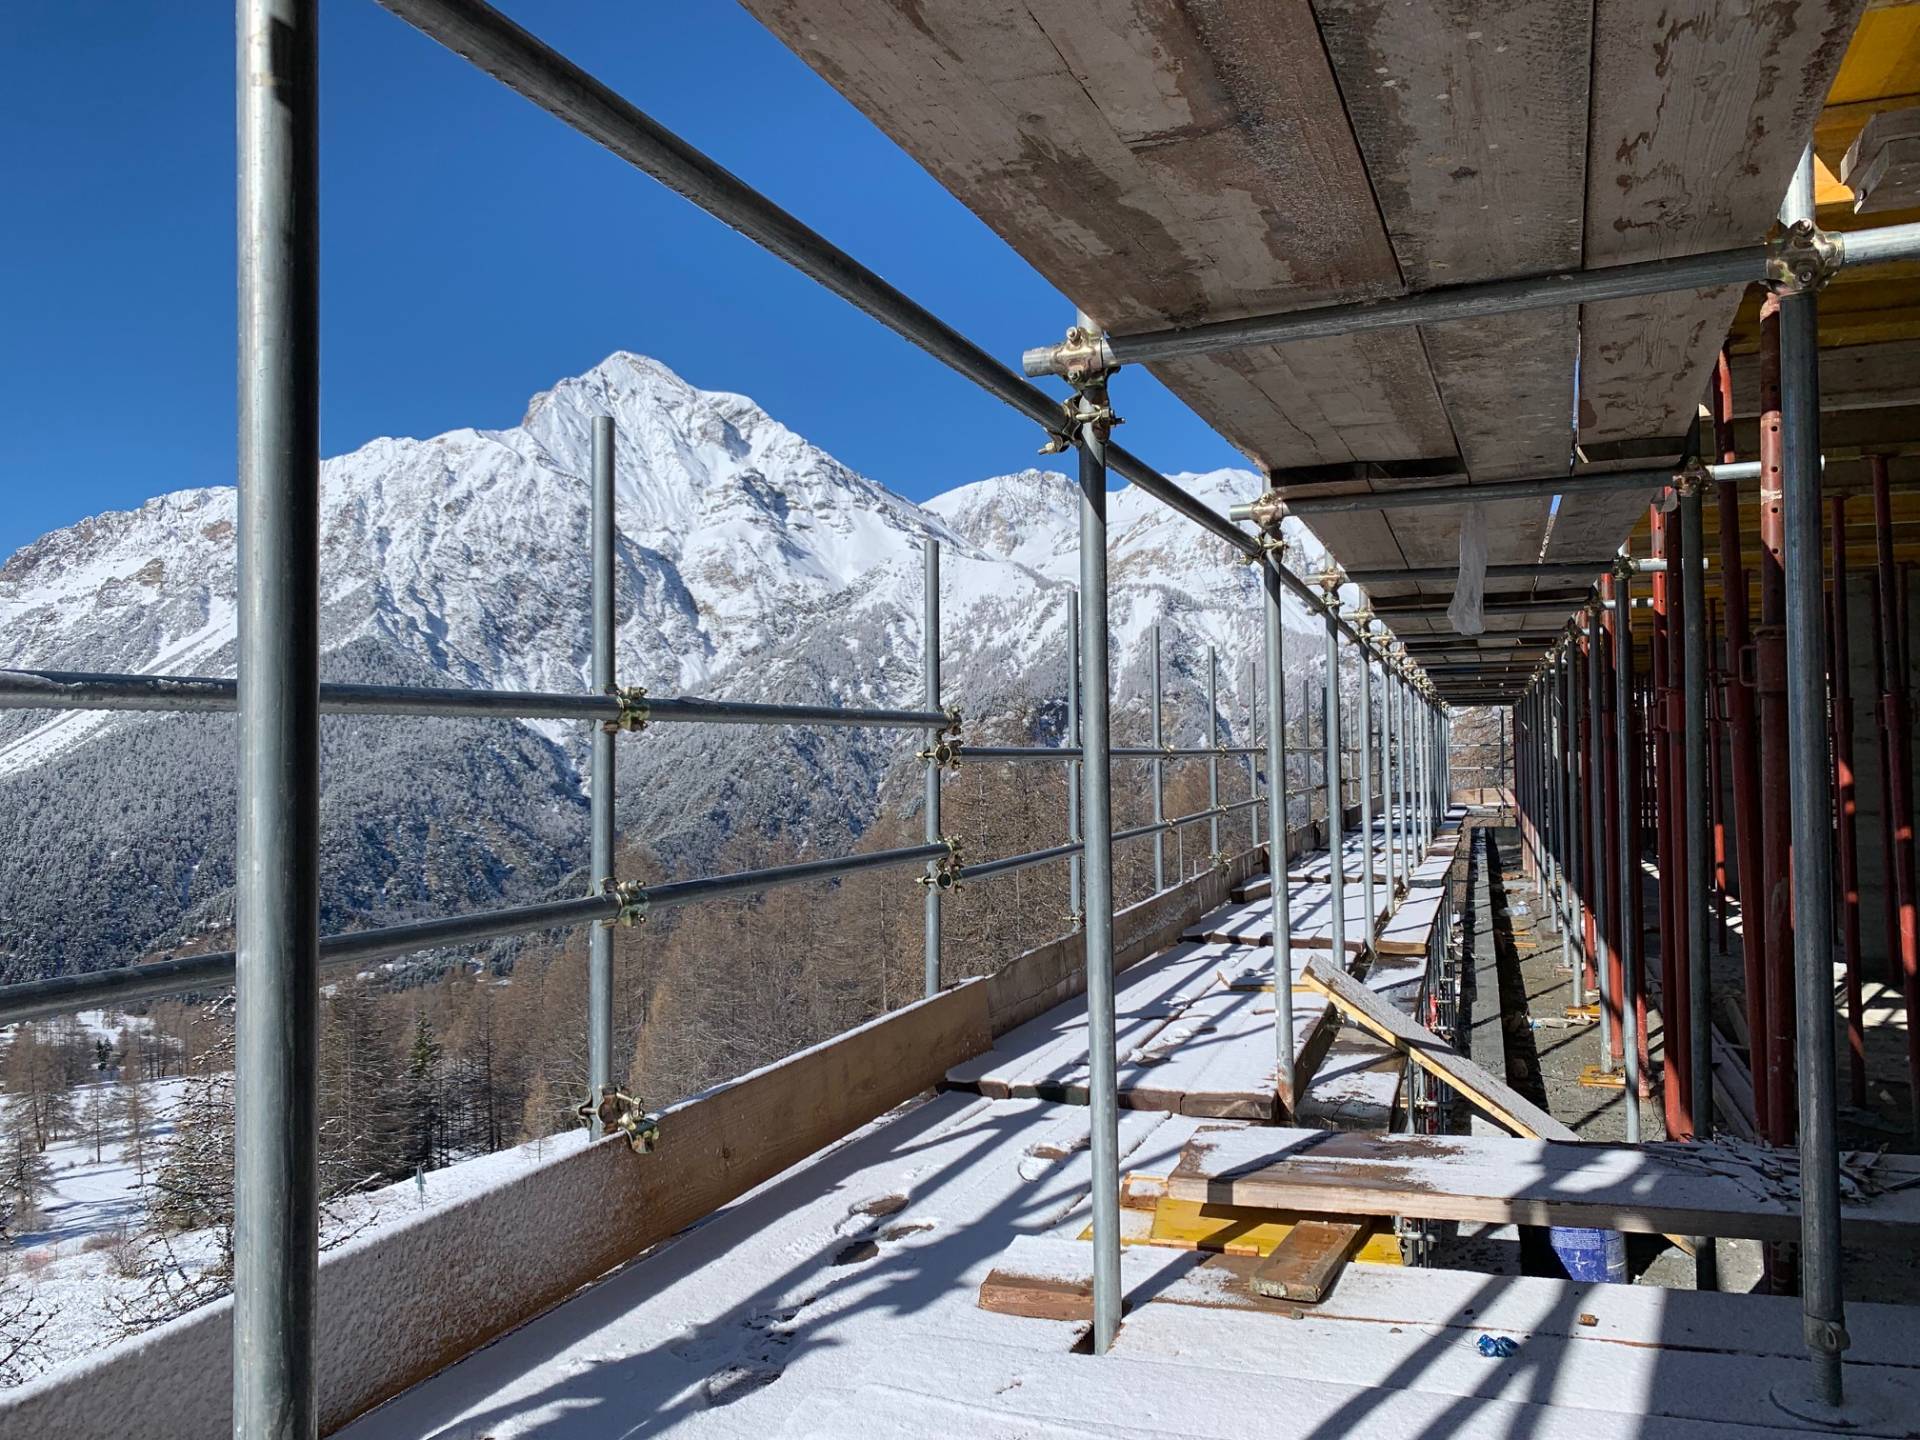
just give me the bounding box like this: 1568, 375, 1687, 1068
1300, 954, 1576, 1140
1166, 1125, 1920, 1245
1248, 1217, 1376, 1303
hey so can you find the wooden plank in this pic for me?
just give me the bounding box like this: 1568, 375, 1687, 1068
1167, 1124, 1920, 1244
1299, 953, 1576, 1139
1312, 0, 1589, 493
1248, 1217, 1375, 1302
978, 1265, 1098, 1322
740, 0, 1455, 476
1560, 0, 1867, 564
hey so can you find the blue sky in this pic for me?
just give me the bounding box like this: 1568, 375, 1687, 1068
0, 1, 1246, 560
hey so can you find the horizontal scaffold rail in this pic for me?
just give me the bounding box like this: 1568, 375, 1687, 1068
963, 743, 1264, 760
1024, 228, 1920, 374
0, 668, 949, 730
0, 804, 1270, 1027
955, 796, 1266, 883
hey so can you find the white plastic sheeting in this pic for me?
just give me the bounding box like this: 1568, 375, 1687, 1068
1448, 503, 1489, 635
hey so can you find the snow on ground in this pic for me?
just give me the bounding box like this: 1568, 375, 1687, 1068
1, 1103, 594, 1390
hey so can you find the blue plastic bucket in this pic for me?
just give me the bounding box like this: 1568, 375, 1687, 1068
1549, 1226, 1627, 1282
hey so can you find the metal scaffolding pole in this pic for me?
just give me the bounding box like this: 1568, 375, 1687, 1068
1830, 498, 1867, 1110
1247, 657, 1261, 849
234, 0, 319, 1432
923, 537, 943, 997
1399, 674, 1414, 878
1073, 369, 1122, 1356
1067, 590, 1082, 925
1780, 152, 1846, 1413
1026, 228, 1920, 376
1262, 554, 1296, 1100
1872, 456, 1920, 1129
1357, 634, 1375, 938
1614, 571, 1643, 1142
1382, 647, 1399, 896
1322, 595, 1347, 959
1566, 638, 1587, 1008
1207, 645, 1222, 865
1588, 600, 1617, 1072
588, 418, 617, 1124
1151, 626, 1165, 890
1680, 475, 1717, 1289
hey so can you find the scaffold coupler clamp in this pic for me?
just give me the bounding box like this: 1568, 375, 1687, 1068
1210, 849, 1231, 876
1036, 329, 1121, 454
605, 684, 650, 734
1065, 908, 1085, 931
1611, 552, 1639, 584
577, 1085, 660, 1153
919, 737, 963, 771
600, 876, 649, 927
1767, 220, 1841, 295
1671, 459, 1710, 501
1317, 562, 1346, 609
917, 834, 965, 893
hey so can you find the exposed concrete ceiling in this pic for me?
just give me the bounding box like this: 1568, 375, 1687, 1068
741, 0, 1873, 699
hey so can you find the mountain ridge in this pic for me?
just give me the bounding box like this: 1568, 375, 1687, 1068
0, 351, 1322, 980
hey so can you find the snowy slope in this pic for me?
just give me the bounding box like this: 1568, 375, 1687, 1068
0, 352, 1317, 979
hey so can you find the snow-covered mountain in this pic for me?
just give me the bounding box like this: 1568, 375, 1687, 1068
0, 352, 1324, 980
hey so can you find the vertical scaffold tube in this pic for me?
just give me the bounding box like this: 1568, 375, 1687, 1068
1247, 658, 1261, 849
923, 537, 942, 998
1358, 637, 1376, 944
1150, 624, 1165, 891
1208, 645, 1222, 864
1067, 590, 1082, 924
1714, 352, 1769, 1130
1830, 499, 1866, 1110
1781, 151, 1846, 1410
1390, 648, 1405, 898
234, 0, 320, 1431
589, 418, 617, 1107
1566, 639, 1586, 1007
1075, 383, 1121, 1356
1872, 455, 1920, 1130
1614, 571, 1643, 1143
1588, 601, 1616, 1069
1263, 556, 1296, 1100
1323, 602, 1346, 959
1681, 477, 1717, 1288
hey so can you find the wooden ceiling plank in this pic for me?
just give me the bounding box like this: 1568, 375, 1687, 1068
1312, 0, 1591, 482
1577, 0, 1868, 456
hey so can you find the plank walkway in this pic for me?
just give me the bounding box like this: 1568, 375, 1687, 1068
1168, 1125, 1920, 1245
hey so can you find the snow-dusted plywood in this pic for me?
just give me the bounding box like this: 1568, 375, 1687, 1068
1170, 1125, 1920, 1244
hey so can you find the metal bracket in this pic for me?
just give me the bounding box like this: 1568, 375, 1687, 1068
576, 1085, 660, 1153
916, 834, 965, 892
1209, 850, 1231, 875
1803, 1315, 1851, 1357
1611, 553, 1639, 582
605, 684, 650, 734
1022, 324, 1118, 384
918, 737, 963, 771
1767, 221, 1841, 295
1065, 908, 1085, 932
1316, 563, 1345, 608
600, 876, 649, 926
1671, 459, 1711, 500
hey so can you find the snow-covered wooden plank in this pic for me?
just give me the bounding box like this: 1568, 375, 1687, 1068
1375, 888, 1444, 956
1301, 954, 1573, 1139
1117, 988, 1283, 1120
1168, 1125, 1920, 1244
